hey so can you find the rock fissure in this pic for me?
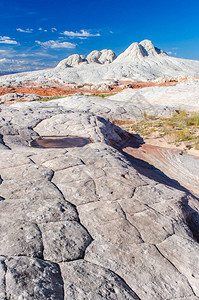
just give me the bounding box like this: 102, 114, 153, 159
33, 158, 94, 263
181, 198, 199, 243
155, 245, 197, 297
117, 201, 145, 243
2, 259, 8, 300
82, 259, 141, 300
0, 134, 11, 150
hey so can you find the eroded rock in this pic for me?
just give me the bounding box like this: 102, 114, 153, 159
4, 256, 64, 299
0, 102, 198, 299
0, 92, 42, 103
40, 221, 92, 263
60, 260, 140, 300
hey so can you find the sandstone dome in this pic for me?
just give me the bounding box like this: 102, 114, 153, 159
98, 49, 117, 64
56, 54, 88, 68
139, 39, 166, 56
86, 50, 102, 64
114, 39, 166, 62
56, 49, 117, 68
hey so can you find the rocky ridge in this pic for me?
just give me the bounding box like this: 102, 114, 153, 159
0, 39, 199, 86
0, 99, 199, 299
57, 49, 117, 68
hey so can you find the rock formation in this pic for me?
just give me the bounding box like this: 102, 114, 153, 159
57, 49, 117, 69
0, 92, 42, 103
108, 78, 199, 111
86, 50, 102, 64
98, 49, 117, 64
0, 98, 198, 299
1, 39, 199, 85
115, 40, 167, 62
56, 54, 88, 68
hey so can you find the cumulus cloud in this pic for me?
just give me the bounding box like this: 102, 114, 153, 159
35, 40, 76, 49
61, 29, 100, 37
16, 28, 33, 33
51, 28, 57, 32
0, 36, 18, 45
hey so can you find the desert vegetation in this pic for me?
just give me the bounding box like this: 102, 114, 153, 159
87, 92, 116, 98
119, 110, 199, 150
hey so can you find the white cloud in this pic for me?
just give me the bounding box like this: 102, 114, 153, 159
0, 58, 8, 63
167, 51, 177, 56
16, 28, 33, 33
38, 28, 47, 32
0, 58, 26, 65
51, 28, 57, 32
76, 37, 88, 40
35, 40, 76, 49
61, 29, 100, 37
0, 57, 56, 72
0, 36, 18, 45
0, 50, 6, 53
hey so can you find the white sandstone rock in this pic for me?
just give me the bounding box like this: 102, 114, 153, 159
140, 39, 166, 56
0, 39, 199, 84
108, 79, 199, 111
56, 54, 87, 68
98, 49, 117, 64
86, 50, 102, 64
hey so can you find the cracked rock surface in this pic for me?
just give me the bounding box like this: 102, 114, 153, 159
0, 100, 199, 299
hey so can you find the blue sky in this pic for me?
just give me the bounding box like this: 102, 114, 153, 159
0, 0, 199, 72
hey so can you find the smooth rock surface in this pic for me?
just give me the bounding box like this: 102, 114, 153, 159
108, 79, 199, 111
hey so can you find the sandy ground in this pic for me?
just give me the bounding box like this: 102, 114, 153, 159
112, 119, 199, 157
